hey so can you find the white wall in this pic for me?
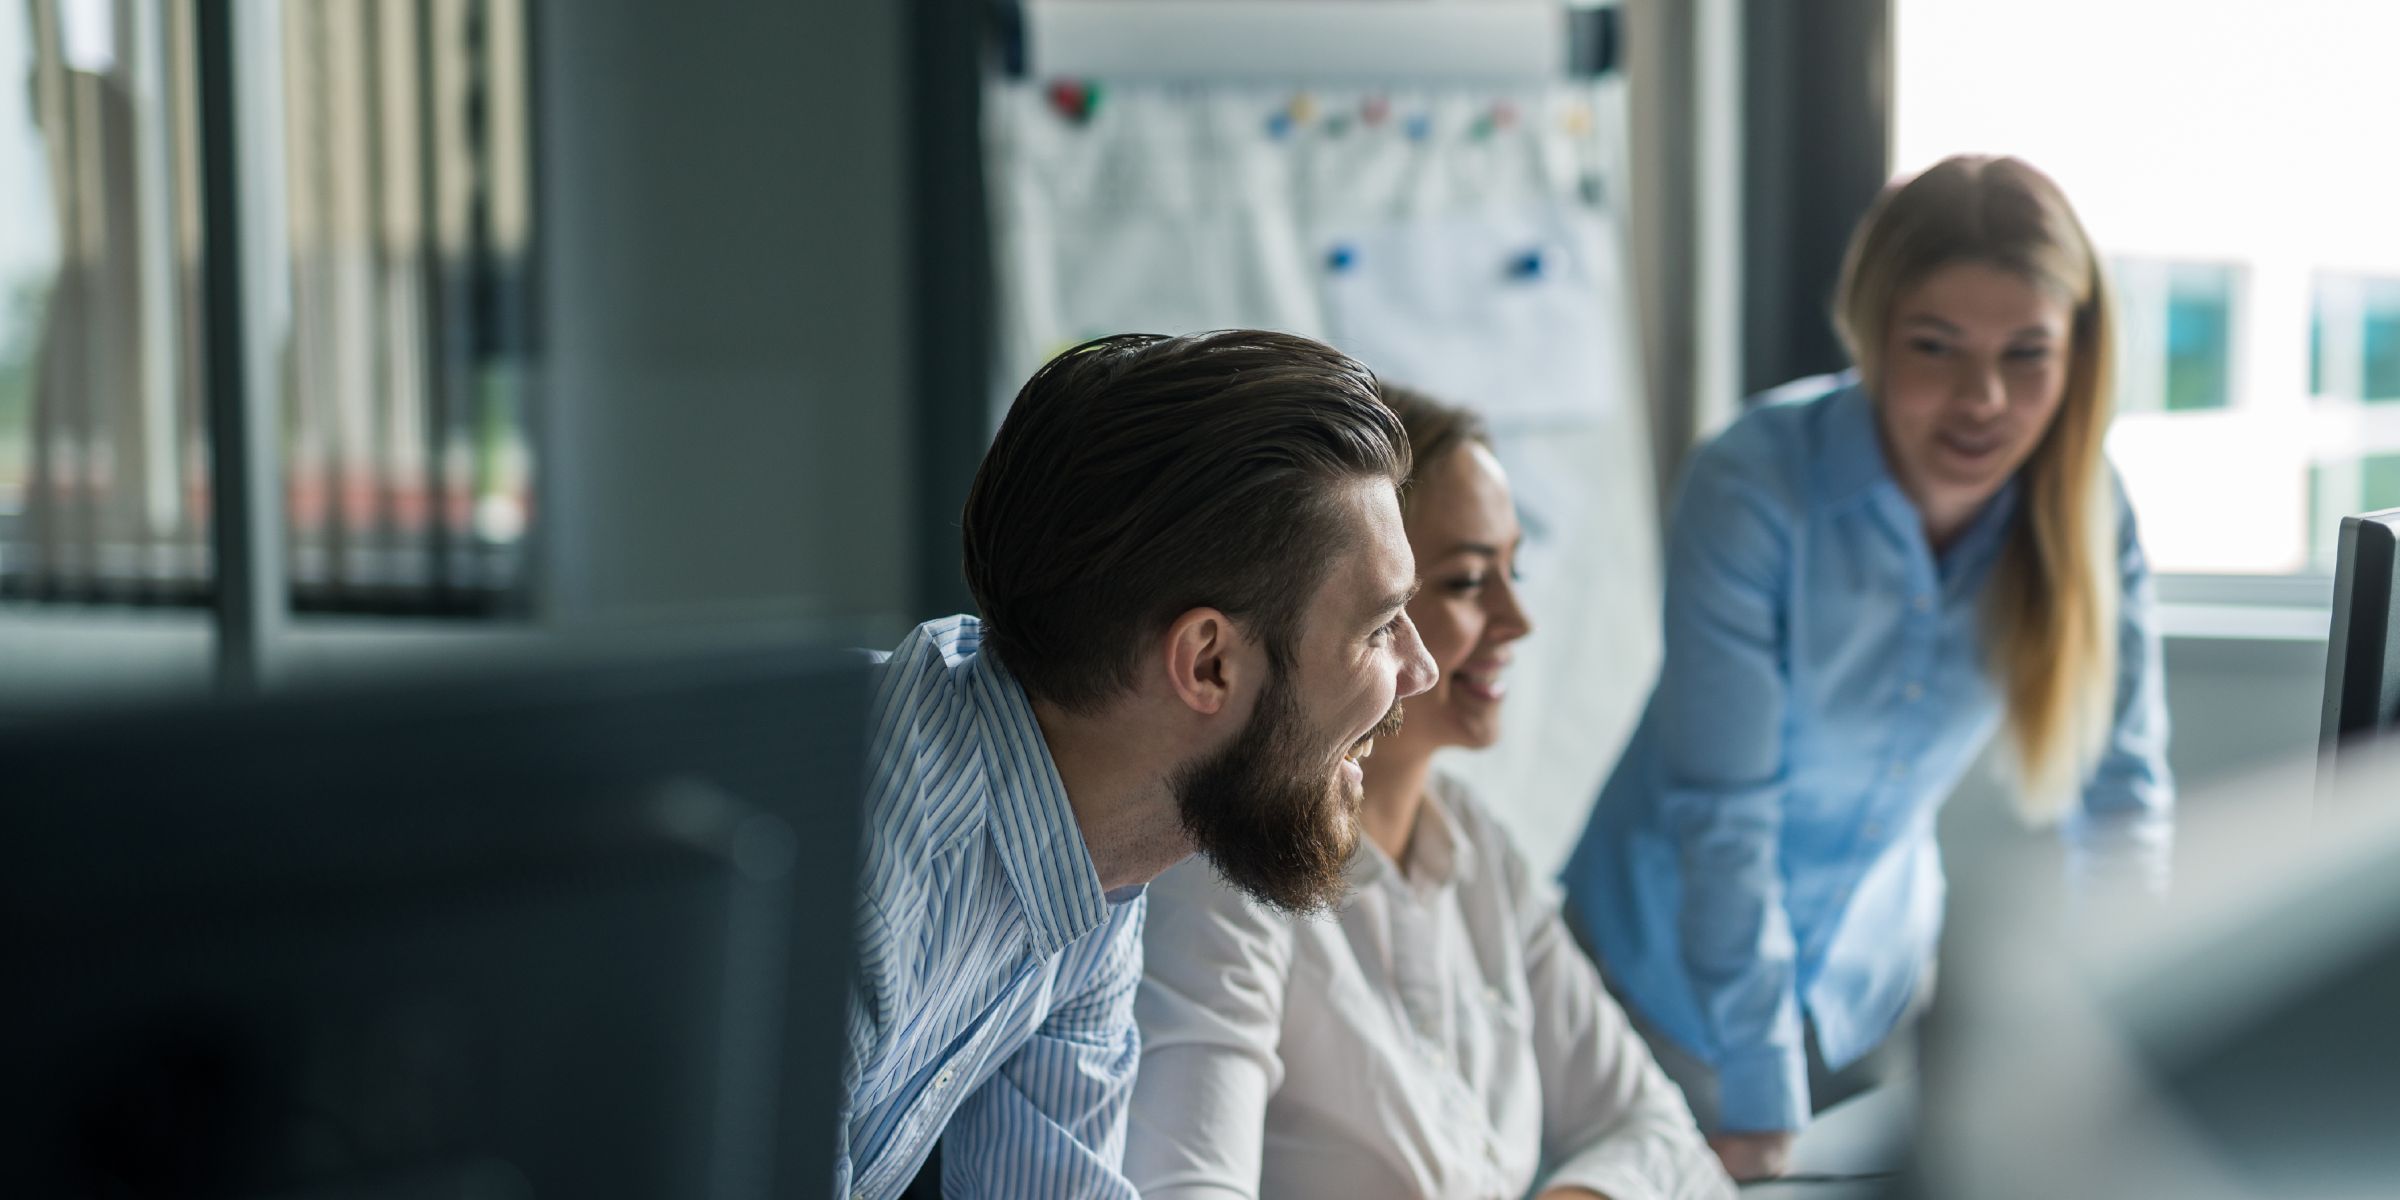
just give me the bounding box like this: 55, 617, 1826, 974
2160, 634, 2328, 800
1944, 630, 2330, 872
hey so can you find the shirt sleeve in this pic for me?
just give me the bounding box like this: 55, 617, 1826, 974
1507, 828, 1737, 1200
1121, 858, 1295, 1200
1652, 440, 1811, 1135
834, 889, 894, 1198
2066, 473, 2176, 895
939, 896, 1147, 1200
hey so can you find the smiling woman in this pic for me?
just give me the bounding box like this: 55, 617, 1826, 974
1123, 382, 1732, 1200
1559, 154, 2175, 1182
1835, 157, 2124, 810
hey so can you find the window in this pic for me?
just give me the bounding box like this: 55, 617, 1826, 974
2311, 452, 2400, 565
2114, 259, 2239, 415
0, 0, 533, 614
2305, 276, 2400, 562
1894, 0, 2400, 578
2315, 274, 2400, 405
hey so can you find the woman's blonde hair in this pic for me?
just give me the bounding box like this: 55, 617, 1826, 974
1832, 155, 2118, 821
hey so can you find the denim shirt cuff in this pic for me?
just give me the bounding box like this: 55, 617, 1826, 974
1714, 1045, 1811, 1133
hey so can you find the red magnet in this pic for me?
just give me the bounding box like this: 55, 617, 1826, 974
1046, 79, 1100, 123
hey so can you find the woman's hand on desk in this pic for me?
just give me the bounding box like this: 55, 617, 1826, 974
1707, 1131, 1794, 1181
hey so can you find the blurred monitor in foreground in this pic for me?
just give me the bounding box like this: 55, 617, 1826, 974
2321, 508, 2400, 791
0, 641, 867, 1200
1912, 741, 2400, 1200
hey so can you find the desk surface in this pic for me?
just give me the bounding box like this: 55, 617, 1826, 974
1741, 1078, 1913, 1200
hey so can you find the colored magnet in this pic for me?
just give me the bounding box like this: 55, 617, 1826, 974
1046, 79, 1100, 123
1508, 248, 1548, 280
1362, 95, 1391, 126
1563, 102, 1594, 136
1326, 243, 1359, 273
1404, 113, 1433, 141
1289, 93, 1318, 124
1266, 110, 1294, 139
1491, 100, 1518, 130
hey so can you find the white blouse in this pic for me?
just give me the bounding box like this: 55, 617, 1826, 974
1126, 774, 1734, 1200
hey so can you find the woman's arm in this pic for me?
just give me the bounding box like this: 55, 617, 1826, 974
1512, 834, 1737, 1200
2069, 473, 2175, 894
1650, 442, 1812, 1137
1121, 859, 1295, 1200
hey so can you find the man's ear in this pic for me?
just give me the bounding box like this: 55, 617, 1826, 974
1160, 607, 1255, 717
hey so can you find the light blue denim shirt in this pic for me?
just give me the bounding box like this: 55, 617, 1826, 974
1561, 374, 2172, 1135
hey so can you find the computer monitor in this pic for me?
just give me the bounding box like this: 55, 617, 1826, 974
2320, 508, 2400, 789
1908, 742, 2400, 1200
0, 639, 867, 1200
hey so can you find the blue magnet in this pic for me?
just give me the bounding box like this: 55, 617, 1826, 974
1508, 248, 1547, 280
1326, 243, 1359, 273
1266, 110, 1295, 140
1404, 113, 1433, 141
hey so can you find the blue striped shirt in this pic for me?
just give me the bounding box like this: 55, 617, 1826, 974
836, 616, 1146, 1200
1562, 375, 2173, 1134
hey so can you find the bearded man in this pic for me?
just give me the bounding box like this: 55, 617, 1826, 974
836, 331, 1439, 1200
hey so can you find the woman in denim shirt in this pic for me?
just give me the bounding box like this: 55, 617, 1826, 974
1561, 155, 2173, 1181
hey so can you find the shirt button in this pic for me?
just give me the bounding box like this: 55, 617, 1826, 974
1863, 822, 1885, 840
1913, 594, 1934, 614
1888, 762, 1908, 780
934, 1067, 956, 1091
1902, 682, 1924, 702
1484, 985, 1505, 1007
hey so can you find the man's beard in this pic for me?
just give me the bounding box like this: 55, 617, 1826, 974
1172, 669, 1401, 916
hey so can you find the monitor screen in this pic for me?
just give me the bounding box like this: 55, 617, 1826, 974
2321, 508, 2400, 789
0, 640, 867, 1200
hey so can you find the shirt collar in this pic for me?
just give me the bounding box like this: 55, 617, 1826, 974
1343, 777, 1478, 897
1811, 374, 2024, 575
1813, 373, 1896, 512
1943, 476, 2023, 574
960, 633, 1111, 958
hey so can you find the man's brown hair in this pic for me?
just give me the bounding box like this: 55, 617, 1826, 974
962, 331, 1411, 713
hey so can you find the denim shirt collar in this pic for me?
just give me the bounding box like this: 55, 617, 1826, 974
1813, 372, 2023, 574
1813, 373, 1892, 512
